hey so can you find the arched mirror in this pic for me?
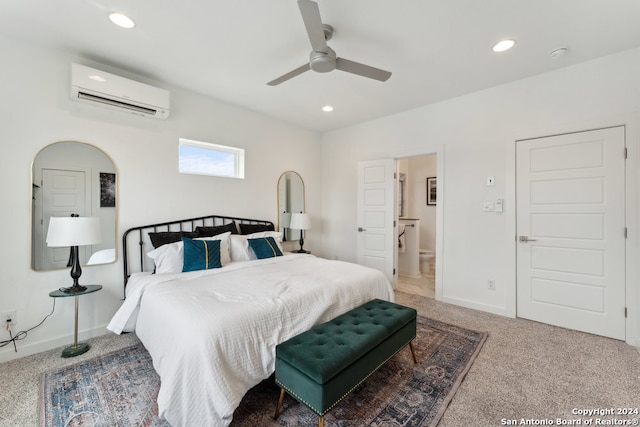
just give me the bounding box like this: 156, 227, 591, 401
31, 141, 117, 271
277, 171, 305, 242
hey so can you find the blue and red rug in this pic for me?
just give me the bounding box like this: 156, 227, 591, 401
40, 316, 486, 426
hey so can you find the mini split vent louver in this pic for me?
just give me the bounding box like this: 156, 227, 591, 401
70, 63, 170, 119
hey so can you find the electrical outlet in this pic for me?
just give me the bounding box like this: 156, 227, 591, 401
2, 310, 16, 325
488, 280, 496, 290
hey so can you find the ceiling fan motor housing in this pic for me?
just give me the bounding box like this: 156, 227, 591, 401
309, 47, 336, 73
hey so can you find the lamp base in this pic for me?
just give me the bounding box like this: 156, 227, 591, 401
293, 249, 310, 254
62, 285, 87, 294
61, 342, 90, 358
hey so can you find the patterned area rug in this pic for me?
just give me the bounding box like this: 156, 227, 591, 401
40, 316, 486, 427
39, 344, 165, 427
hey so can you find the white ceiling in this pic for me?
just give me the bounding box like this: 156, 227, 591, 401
2, 0, 640, 132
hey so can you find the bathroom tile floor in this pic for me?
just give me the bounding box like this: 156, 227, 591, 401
396, 261, 435, 298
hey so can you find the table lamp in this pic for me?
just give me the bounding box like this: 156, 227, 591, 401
289, 213, 310, 253
46, 215, 101, 293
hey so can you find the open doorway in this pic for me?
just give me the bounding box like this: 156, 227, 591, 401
395, 154, 437, 298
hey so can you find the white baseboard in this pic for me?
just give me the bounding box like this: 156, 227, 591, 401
439, 295, 511, 318
0, 324, 108, 363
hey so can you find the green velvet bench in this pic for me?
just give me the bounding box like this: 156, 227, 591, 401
273, 298, 417, 427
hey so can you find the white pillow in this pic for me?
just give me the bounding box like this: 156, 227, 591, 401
146, 242, 182, 274
147, 232, 231, 273
229, 231, 283, 262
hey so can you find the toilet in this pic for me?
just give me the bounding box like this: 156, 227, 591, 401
419, 249, 434, 274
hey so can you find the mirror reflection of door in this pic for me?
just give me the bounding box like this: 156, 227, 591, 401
32, 141, 117, 271
41, 169, 89, 270
277, 171, 305, 242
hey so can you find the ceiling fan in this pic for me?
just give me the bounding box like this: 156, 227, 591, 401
267, 0, 392, 86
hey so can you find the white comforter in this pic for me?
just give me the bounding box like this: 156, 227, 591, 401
107, 254, 393, 427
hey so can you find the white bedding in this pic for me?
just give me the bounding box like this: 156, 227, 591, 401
107, 253, 393, 427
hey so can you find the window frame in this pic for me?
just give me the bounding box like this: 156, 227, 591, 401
178, 138, 245, 179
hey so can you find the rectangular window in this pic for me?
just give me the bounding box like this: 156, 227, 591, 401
179, 138, 245, 179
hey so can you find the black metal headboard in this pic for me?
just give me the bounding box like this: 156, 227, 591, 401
122, 214, 274, 294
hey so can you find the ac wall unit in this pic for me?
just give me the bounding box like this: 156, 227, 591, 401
71, 63, 170, 119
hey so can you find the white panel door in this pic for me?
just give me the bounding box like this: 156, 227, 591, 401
516, 127, 626, 339
41, 169, 87, 270
357, 159, 395, 284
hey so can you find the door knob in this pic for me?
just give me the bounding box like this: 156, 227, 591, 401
518, 236, 537, 242
358, 227, 366, 232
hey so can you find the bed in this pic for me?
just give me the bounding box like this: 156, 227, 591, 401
107, 214, 393, 427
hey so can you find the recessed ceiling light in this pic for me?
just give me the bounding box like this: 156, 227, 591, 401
88, 75, 106, 82
492, 39, 515, 53
322, 105, 334, 112
109, 12, 135, 29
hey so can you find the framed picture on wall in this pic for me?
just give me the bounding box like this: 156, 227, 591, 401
426, 177, 437, 205
100, 172, 116, 207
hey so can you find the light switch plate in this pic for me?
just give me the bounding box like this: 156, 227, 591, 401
483, 202, 494, 212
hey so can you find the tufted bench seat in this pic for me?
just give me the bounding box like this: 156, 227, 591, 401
274, 298, 417, 427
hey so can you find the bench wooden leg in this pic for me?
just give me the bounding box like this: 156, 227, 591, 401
409, 340, 418, 364
318, 415, 324, 427
274, 388, 286, 420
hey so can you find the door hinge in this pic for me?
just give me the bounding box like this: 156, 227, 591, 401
394, 172, 397, 179
625, 307, 628, 318
624, 147, 628, 159
393, 268, 396, 275
624, 227, 628, 239
393, 220, 396, 227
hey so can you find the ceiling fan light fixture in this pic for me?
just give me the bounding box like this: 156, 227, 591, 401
492, 39, 515, 53
109, 12, 135, 29
310, 49, 337, 73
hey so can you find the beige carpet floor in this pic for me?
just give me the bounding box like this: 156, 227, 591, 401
1, 290, 639, 427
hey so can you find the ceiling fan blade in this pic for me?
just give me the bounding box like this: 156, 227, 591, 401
267, 63, 311, 86
335, 58, 392, 82
298, 0, 328, 52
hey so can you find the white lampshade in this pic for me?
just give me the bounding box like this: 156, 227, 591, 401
46, 217, 102, 247
289, 213, 311, 230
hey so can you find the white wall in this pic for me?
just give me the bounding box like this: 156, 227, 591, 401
320, 48, 640, 346
0, 35, 321, 362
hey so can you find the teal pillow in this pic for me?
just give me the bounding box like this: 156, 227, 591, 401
248, 237, 283, 259
182, 237, 222, 272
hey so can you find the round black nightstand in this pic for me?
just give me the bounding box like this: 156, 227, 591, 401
49, 285, 102, 358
